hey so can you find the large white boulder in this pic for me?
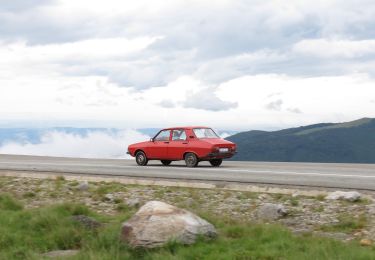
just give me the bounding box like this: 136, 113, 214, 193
121, 201, 217, 248
326, 191, 361, 202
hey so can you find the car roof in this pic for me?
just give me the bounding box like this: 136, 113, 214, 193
163, 126, 211, 130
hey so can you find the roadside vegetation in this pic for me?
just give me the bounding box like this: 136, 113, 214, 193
0, 193, 375, 259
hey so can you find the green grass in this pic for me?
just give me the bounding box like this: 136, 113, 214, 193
0, 193, 374, 259
23, 191, 37, 198
290, 196, 300, 206
319, 214, 368, 234
0, 193, 23, 211
316, 194, 326, 201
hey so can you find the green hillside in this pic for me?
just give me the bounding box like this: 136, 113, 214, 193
227, 118, 375, 163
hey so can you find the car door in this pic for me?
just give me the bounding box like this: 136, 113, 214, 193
168, 129, 188, 159
147, 130, 171, 159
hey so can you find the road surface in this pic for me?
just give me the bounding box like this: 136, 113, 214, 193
1, 154, 375, 190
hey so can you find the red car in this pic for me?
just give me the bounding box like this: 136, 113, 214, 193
127, 126, 236, 167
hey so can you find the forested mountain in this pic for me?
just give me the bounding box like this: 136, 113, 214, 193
227, 118, 375, 163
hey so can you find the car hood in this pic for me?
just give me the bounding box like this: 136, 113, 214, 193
128, 141, 150, 147
201, 138, 234, 145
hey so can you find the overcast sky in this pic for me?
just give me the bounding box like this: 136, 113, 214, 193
1, 0, 375, 130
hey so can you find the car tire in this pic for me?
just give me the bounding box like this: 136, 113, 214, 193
209, 159, 222, 167
161, 160, 172, 166
185, 153, 199, 167
135, 151, 148, 166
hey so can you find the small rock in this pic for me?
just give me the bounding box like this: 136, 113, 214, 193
185, 198, 194, 207
257, 203, 288, 221
104, 193, 114, 201
326, 191, 361, 202
126, 198, 141, 208
360, 238, 373, 246
77, 181, 89, 191
43, 250, 79, 258
121, 201, 217, 248
71, 215, 102, 230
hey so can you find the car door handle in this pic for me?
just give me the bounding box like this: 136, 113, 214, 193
164, 141, 169, 144
182, 142, 188, 144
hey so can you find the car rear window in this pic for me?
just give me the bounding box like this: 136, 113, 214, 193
193, 128, 219, 139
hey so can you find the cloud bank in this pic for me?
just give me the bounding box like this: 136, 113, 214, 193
1, 0, 375, 129
0, 129, 149, 159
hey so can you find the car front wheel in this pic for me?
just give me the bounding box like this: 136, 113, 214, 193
209, 159, 222, 167
135, 151, 148, 166
185, 153, 198, 167
161, 160, 172, 166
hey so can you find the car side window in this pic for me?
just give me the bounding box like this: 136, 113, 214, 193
154, 130, 171, 141
172, 129, 187, 141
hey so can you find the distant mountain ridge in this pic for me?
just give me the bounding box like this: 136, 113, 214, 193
226, 118, 375, 163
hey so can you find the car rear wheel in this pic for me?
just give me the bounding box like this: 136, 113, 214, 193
209, 159, 222, 167
135, 151, 148, 166
185, 153, 198, 167
161, 160, 172, 166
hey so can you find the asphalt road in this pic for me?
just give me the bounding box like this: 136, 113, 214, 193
1, 154, 375, 190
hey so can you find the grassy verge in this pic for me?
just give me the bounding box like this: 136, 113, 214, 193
0, 193, 374, 259
319, 214, 368, 234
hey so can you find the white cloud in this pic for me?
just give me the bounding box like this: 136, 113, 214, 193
0, 129, 149, 159
158, 99, 176, 108
293, 38, 375, 58
287, 107, 302, 114
3, 0, 375, 89
182, 87, 238, 111
1, 0, 375, 130
1, 37, 157, 62
1, 72, 375, 130
265, 99, 283, 111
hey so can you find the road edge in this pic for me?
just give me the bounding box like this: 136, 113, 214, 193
0, 169, 335, 197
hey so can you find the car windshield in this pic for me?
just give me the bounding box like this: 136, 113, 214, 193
193, 128, 219, 139
154, 130, 170, 141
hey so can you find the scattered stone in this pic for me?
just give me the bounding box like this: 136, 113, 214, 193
126, 198, 141, 208
42, 250, 79, 258
104, 193, 114, 202
121, 201, 217, 248
257, 203, 288, 220
326, 191, 361, 202
77, 181, 89, 191
2, 176, 375, 244
71, 215, 102, 230
360, 238, 373, 246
